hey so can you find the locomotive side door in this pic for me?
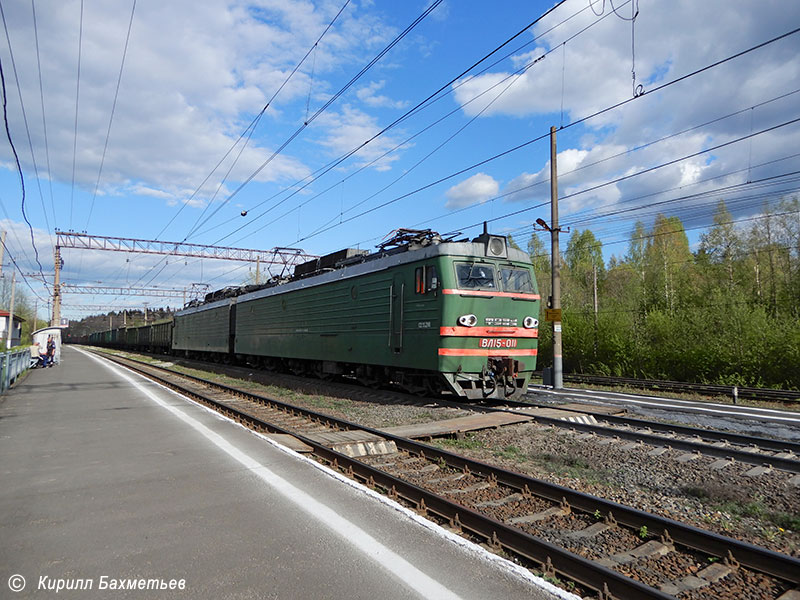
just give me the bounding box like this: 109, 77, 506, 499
390, 273, 404, 353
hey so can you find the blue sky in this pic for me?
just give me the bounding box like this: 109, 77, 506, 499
1, 0, 799, 321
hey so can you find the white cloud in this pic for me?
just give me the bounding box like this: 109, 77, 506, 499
129, 185, 174, 201
356, 80, 409, 109
314, 104, 406, 171
453, 0, 800, 131
445, 173, 499, 209
0, 0, 395, 216
452, 0, 800, 226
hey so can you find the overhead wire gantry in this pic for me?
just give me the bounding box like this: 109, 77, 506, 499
52, 231, 317, 325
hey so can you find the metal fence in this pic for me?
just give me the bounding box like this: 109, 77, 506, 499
1, 348, 31, 393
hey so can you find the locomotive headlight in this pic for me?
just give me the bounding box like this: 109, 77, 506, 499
458, 314, 478, 327
523, 316, 539, 329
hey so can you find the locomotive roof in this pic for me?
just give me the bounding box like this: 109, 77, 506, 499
177, 236, 531, 317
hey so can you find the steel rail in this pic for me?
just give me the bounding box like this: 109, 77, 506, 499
483, 401, 800, 473
94, 350, 800, 589
524, 412, 800, 473
513, 399, 800, 454
99, 348, 800, 458
536, 373, 800, 403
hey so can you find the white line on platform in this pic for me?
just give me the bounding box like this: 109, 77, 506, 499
77, 348, 579, 600
80, 349, 465, 600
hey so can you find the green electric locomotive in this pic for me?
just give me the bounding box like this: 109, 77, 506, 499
172, 228, 540, 400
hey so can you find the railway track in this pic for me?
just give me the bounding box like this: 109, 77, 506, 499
89, 348, 800, 600
95, 348, 800, 478
534, 373, 800, 404
491, 400, 800, 477
96, 349, 800, 477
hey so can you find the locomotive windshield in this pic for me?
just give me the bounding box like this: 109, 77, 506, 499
500, 268, 535, 294
455, 262, 496, 290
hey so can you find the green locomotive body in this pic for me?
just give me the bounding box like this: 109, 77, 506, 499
173, 299, 233, 355
173, 230, 540, 399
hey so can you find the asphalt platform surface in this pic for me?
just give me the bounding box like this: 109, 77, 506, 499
0, 346, 570, 600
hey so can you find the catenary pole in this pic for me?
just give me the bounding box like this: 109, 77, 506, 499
52, 245, 62, 326
550, 126, 563, 389
6, 270, 16, 349
0, 230, 6, 278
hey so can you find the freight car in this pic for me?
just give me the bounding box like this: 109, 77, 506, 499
85, 228, 541, 400
86, 320, 172, 353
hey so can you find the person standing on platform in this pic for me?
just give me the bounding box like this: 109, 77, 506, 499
45, 336, 55, 367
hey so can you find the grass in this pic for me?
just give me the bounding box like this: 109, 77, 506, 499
535, 452, 610, 484
493, 445, 526, 461
683, 484, 800, 532
435, 436, 612, 485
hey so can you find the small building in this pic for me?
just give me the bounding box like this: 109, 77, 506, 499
32, 327, 63, 365
0, 311, 25, 348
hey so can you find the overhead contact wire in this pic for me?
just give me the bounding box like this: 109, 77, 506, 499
201, 0, 575, 245
195, 0, 597, 242
0, 1, 52, 242
289, 26, 800, 247
31, 0, 56, 229
69, 0, 84, 229
128, 0, 354, 304
0, 50, 49, 292
173, 0, 352, 241
85, 0, 137, 230
185, 0, 446, 239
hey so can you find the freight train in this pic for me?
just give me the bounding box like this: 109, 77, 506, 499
82, 228, 540, 400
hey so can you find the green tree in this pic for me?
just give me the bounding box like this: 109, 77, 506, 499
564, 229, 604, 307
528, 232, 552, 367
699, 200, 743, 294
643, 214, 692, 311
528, 232, 549, 274
774, 196, 800, 317
0, 275, 41, 345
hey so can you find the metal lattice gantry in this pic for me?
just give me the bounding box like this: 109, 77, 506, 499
60, 285, 205, 298
61, 304, 162, 312
55, 231, 317, 265
52, 231, 318, 325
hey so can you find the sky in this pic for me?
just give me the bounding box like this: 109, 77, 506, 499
0, 0, 798, 322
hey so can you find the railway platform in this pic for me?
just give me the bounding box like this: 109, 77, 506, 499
0, 346, 572, 600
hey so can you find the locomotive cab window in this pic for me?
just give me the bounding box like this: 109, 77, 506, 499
500, 268, 535, 294
415, 265, 439, 294
455, 262, 496, 290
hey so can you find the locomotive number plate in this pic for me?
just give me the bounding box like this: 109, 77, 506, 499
480, 338, 518, 348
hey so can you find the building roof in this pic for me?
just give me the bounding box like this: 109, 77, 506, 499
33, 326, 64, 336
0, 311, 25, 322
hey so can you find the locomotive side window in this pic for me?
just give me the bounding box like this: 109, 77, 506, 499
500, 268, 534, 293
455, 262, 496, 290
426, 265, 438, 291
415, 265, 439, 294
